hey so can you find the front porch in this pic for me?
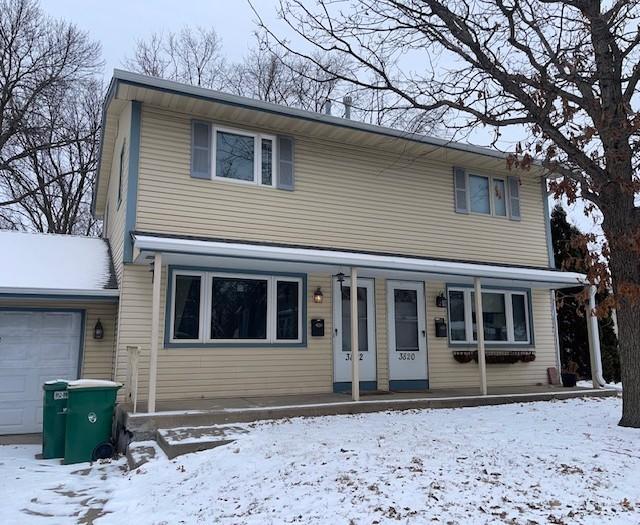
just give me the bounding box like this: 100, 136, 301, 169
120, 384, 618, 440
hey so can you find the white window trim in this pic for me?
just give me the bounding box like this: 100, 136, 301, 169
169, 270, 206, 343
170, 271, 302, 345
211, 124, 277, 187
447, 287, 531, 345
467, 172, 508, 218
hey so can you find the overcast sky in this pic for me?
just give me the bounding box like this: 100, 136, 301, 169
39, 0, 600, 241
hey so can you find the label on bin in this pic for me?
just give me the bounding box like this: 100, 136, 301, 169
53, 391, 68, 400
88, 412, 97, 424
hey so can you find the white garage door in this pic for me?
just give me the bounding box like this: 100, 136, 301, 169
0, 311, 81, 434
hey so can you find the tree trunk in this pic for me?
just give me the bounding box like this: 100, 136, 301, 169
602, 199, 640, 428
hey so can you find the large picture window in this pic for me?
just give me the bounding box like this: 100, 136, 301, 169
447, 287, 531, 345
170, 271, 303, 345
213, 126, 276, 186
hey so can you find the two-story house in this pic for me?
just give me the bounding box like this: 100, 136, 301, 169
0, 70, 602, 434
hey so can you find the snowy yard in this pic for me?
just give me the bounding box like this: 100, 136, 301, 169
2, 396, 638, 525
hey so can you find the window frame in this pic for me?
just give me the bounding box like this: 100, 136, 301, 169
467, 172, 508, 218
167, 268, 305, 347
211, 124, 277, 187
446, 286, 532, 347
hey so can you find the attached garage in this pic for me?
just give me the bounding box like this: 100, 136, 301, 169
0, 231, 119, 435
0, 310, 83, 434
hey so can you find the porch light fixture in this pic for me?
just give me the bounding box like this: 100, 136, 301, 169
336, 272, 345, 290
93, 319, 104, 340
436, 292, 447, 308
313, 287, 324, 303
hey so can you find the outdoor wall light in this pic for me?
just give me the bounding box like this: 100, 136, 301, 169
94, 319, 104, 340
336, 272, 345, 292
436, 292, 447, 308
313, 287, 324, 303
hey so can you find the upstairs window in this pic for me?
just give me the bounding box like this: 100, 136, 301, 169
453, 167, 520, 220
447, 287, 532, 345
191, 121, 294, 190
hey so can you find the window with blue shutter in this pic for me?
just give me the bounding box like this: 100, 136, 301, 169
453, 166, 468, 213
277, 136, 295, 191
191, 121, 211, 179
508, 176, 521, 220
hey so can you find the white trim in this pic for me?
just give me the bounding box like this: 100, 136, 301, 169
169, 270, 303, 345
133, 235, 586, 288
386, 280, 428, 383
210, 124, 277, 187
467, 172, 508, 218
447, 287, 532, 345
0, 287, 119, 297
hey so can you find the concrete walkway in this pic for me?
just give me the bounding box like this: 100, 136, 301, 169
120, 385, 618, 439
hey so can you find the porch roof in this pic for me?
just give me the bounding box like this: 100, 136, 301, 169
132, 232, 585, 289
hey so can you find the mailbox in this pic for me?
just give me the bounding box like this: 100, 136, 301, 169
311, 319, 325, 337
434, 318, 447, 337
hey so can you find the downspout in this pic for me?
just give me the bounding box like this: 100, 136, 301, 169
587, 285, 607, 388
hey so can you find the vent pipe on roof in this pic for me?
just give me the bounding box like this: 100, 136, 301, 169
343, 95, 352, 119
325, 99, 332, 115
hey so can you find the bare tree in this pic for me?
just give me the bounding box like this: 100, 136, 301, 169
266, 0, 640, 426
0, 0, 101, 201
125, 26, 225, 89
1, 80, 102, 234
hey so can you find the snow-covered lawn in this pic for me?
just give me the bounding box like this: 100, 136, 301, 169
2, 396, 638, 525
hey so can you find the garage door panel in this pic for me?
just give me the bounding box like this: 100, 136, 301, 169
0, 310, 81, 435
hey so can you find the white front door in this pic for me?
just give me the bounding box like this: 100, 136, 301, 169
0, 311, 82, 434
387, 281, 428, 391
332, 277, 377, 392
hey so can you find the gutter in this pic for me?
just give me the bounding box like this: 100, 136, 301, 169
0, 287, 120, 298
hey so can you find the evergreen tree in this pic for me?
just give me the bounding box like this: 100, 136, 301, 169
551, 205, 620, 382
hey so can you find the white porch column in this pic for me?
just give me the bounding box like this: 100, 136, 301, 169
148, 252, 162, 413
587, 284, 606, 389
474, 277, 488, 395
350, 267, 360, 401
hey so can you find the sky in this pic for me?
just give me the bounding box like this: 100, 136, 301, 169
39, 0, 600, 242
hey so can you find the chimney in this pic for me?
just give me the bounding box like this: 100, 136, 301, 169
325, 99, 332, 116
343, 95, 352, 119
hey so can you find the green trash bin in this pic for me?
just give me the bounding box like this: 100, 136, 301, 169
42, 380, 69, 459
63, 380, 122, 465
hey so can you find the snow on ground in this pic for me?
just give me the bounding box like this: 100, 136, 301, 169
2, 396, 639, 525
578, 380, 623, 392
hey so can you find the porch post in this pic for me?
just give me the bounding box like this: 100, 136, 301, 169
350, 267, 360, 401
148, 252, 162, 413
474, 277, 488, 395
587, 284, 604, 389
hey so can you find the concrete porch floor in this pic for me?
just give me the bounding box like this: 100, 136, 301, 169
120, 385, 618, 439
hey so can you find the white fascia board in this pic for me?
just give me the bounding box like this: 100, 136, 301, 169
0, 287, 120, 297
133, 234, 586, 287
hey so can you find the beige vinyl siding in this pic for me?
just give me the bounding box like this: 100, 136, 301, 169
0, 299, 117, 380
135, 105, 549, 267
114, 264, 334, 401
104, 103, 132, 285
425, 283, 557, 389
113, 264, 557, 401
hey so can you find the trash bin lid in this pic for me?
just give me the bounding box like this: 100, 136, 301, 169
66, 379, 122, 390
43, 379, 69, 391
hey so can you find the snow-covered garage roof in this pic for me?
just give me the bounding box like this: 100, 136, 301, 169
0, 231, 118, 297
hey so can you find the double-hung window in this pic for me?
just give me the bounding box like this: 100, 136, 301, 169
468, 174, 507, 217
213, 126, 276, 186
170, 271, 303, 345
447, 287, 531, 345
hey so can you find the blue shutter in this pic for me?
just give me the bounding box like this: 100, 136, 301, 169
277, 136, 295, 191
191, 121, 211, 179
508, 176, 521, 220
453, 166, 468, 213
